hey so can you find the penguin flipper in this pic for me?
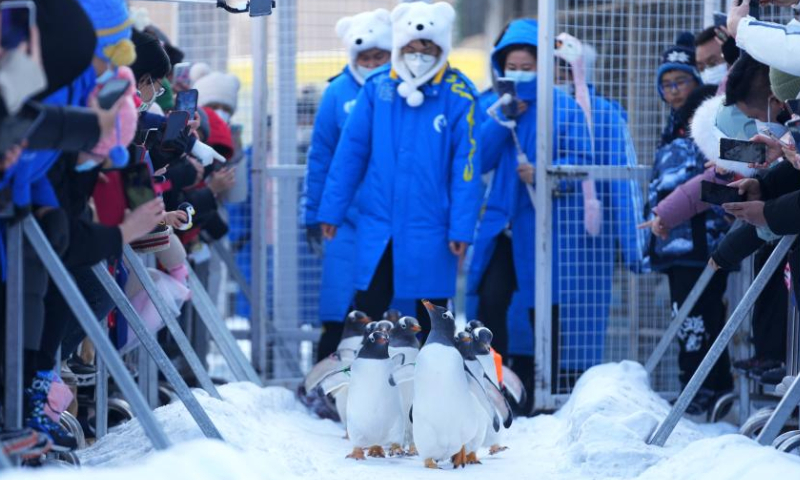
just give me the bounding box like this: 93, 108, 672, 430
501, 365, 527, 407
304, 356, 345, 392
318, 367, 352, 396
465, 366, 501, 433
483, 374, 514, 429
388, 363, 415, 387
390, 353, 406, 368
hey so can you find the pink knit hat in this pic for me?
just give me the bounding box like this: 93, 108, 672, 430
89, 66, 138, 167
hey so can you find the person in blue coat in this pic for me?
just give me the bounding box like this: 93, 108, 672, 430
301, 9, 394, 359
465, 19, 596, 399
317, 1, 482, 332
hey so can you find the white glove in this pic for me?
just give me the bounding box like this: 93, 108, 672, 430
191, 140, 225, 167
775, 375, 796, 397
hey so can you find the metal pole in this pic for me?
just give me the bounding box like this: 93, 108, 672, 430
757, 374, 800, 445
271, 0, 300, 381
186, 264, 262, 385
649, 235, 797, 447
645, 264, 716, 374
122, 245, 221, 399
250, 12, 270, 378
90, 263, 224, 441
210, 240, 253, 304
4, 222, 23, 432
21, 217, 170, 450
96, 317, 109, 439
534, 0, 556, 410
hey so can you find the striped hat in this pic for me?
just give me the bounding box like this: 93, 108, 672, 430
77, 0, 136, 66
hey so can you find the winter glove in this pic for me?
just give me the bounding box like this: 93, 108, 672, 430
306, 224, 324, 257
582, 180, 602, 237
191, 140, 226, 167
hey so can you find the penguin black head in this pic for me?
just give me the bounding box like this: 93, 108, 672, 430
390, 316, 422, 349
472, 326, 494, 355
456, 331, 476, 360
465, 320, 485, 333
342, 310, 371, 339
362, 320, 394, 346
382, 309, 402, 323
422, 300, 456, 346
358, 331, 390, 360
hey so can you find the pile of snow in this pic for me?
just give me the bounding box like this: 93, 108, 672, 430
2, 361, 799, 480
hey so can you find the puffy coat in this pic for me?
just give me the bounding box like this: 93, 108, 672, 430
317, 64, 482, 299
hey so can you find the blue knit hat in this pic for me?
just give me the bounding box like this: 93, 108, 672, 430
656, 32, 702, 101
77, 0, 136, 67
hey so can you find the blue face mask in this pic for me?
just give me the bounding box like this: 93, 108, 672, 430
97, 66, 115, 85
504, 70, 537, 83
75, 158, 100, 172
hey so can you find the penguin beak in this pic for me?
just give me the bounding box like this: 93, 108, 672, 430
376, 336, 388, 345
410, 324, 422, 333
421, 299, 435, 312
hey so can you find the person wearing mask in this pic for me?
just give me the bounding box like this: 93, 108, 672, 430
465, 19, 591, 401
317, 1, 481, 332
694, 26, 732, 88
302, 9, 395, 360
728, 0, 800, 76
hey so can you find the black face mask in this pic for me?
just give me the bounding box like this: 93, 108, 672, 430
778, 108, 793, 126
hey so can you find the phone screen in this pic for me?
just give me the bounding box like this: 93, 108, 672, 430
719, 138, 767, 164
175, 89, 198, 116
97, 78, 130, 110
121, 163, 156, 210
701, 181, 743, 206
713, 12, 727, 27
496, 77, 518, 119
1, 2, 33, 50
172, 62, 192, 89
162, 111, 190, 146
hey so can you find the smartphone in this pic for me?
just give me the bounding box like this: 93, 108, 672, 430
719, 138, 767, 164
172, 62, 192, 89
121, 162, 156, 210
161, 110, 190, 146
249, 0, 274, 16
713, 12, 727, 28
1, 1, 35, 50
175, 89, 198, 117
97, 78, 130, 110
496, 77, 518, 119
701, 181, 744, 206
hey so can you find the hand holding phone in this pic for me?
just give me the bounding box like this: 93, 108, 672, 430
121, 163, 157, 210
1, 1, 35, 50
496, 77, 519, 119
175, 89, 198, 117
97, 78, 131, 110
161, 110, 190, 149
701, 180, 744, 206
719, 138, 767, 164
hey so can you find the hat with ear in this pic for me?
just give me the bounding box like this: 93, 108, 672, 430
336, 9, 393, 85
390, 1, 455, 107
77, 0, 136, 67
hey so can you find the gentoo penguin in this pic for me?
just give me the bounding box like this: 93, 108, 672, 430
471, 326, 527, 414
389, 316, 422, 453
471, 327, 512, 455
344, 331, 405, 460
413, 300, 499, 469
456, 332, 489, 465
465, 319, 485, 333
383, 309, 402, 323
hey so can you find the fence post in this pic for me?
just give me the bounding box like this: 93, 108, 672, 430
534, 0, 557, 411
757, 367, 800, 445
21, 217, 170, 450
90, 263, 224, 441
271, 0, 300, 380
4, 222, 24, 433
648, 234, 797, 447
96, 317, 109, 439
122, 245, 221, 400
250, 13, 270, 378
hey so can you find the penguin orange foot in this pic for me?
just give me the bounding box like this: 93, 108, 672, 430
466, 452, 482, 465
346, 448, 365, 460
406, 444, 418, 457
451, 446, 467, 469
424, 458, 440, 469
489, 445, 509, 455
389, 443, 404, 457
367, 446, 386, 458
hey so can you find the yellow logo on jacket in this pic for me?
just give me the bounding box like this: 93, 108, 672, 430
445, 73, 476, 182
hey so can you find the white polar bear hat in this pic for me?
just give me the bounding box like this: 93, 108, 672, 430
336, 9, 393, 85
390, 1, 456, 107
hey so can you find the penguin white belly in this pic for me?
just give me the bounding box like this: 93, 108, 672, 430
413, 345, 479, 461
466, 394, 488, 454
346, 359, 404, 448
388, 346, 418, 446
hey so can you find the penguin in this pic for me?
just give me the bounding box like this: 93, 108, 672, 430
389, 316, 422, 454
470, 327, 512, 455
382, 309, 402, 323
412, 300, 500, 469
465, 319, 485, 333
175, 202, 196, 231
344, 331, 405, 460
455, 332, 489, 465
472, 326, 527, 414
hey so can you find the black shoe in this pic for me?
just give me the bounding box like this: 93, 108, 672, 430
685, 388, 716, 416
732, 357, 782, 376
24, 371, 78, 452
66, 356, 97, 387
760, 367, 787, 386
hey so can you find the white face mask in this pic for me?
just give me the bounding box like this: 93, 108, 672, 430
505, 70, 537, 83
0, 47, 48, 115
215, 108, 232, 124
403, 52, 437, 79
700, 63, 727, 85
355, 65, 376, 81
555, 83, 572, 95
74, 158, 101, 172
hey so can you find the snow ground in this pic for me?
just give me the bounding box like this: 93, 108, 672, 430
3, 361, 800, 480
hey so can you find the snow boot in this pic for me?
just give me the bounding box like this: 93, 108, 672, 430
24, 370, 78, 452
